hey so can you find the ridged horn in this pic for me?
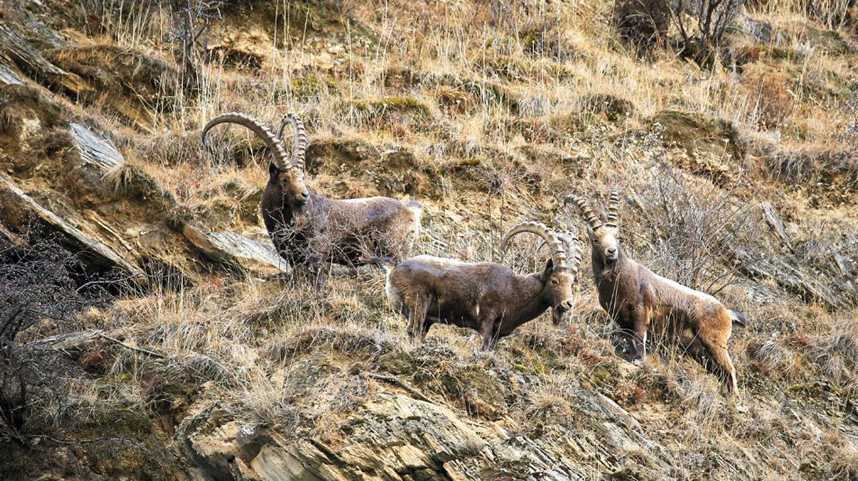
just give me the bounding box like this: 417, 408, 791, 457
501, 221, 568, 269
202, 113, 291, 170
278, 113, 308, 171
565, 195, 603, 230
606, 191, 620, 228
554, 230, 584, 275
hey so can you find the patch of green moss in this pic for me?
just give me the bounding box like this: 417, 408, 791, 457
338, 96, 432, 122
377, 350, 416, 376
285, 74, 339, 101
804, 27, 851, 55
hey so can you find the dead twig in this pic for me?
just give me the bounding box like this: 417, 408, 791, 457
96, 332, 167, 359
365, 372, 433, 404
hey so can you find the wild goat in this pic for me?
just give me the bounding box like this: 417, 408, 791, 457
567, 192, 747, 394
202, 112, 422, 271
384, 222, 583, 349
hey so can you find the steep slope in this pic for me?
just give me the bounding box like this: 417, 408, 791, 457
1, 0, 857, 480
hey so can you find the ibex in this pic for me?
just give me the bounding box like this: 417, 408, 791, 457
567, 192, 747, 394
202, 113, 422, 271
384, 222, 583, 349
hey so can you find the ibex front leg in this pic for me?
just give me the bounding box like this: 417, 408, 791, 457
479, 314, 501, 351
407, 294, 431, 342
631, 305, 652, 362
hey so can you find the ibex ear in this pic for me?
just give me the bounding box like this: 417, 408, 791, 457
268, 162, 279, 179
542, 258, 555, 281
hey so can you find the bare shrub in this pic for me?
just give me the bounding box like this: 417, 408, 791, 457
0, 226, 109, 333
635, 166, 760, 295
670, 0, 747, 66
169, 0, 224, 95
612, 0, 671, 54
0, 305, 27, 444
0, 227, 107, 445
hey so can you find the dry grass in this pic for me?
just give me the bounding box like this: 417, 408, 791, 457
4, 0, 858, 478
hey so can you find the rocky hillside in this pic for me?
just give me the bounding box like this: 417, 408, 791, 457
1, 0, 857, 479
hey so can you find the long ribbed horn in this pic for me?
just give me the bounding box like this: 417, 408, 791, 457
202, 112, 291, 170
554, 230, 583, 275
501, 221, 568, 268
606, 191, 620, 228
278, 113, 308, 171
565, 195, 602, 230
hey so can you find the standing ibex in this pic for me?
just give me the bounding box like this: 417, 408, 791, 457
567, 192, 747, 394
202, 113, 422, 271
384, 222, 583, 349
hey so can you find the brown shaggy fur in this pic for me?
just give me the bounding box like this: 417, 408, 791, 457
204, 112, 422, 271
385, 223, 582, 349
569, 193, 747, 394
262, 186, 422, 269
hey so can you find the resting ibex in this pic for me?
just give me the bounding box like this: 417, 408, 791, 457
202, 113, 422, 271
567, 192, 747, 394
384, 222, 583, 349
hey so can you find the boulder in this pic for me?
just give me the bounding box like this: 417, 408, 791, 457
178, 385, 678, 481
0, 174, 143, 278
180, 222, 291, 276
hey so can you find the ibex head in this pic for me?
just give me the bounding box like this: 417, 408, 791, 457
275, 113, 311, 208
566, 192, 622, 265
501, 221, 583, 324
202, 112, 310, 211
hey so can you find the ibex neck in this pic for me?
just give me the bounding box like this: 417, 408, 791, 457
500, 273, 550, 332
591, 248, 628, 282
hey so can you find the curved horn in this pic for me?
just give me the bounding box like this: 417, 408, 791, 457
554, 230, 584, 275
565, 195, 603, 230
278, 113, 308, 171
606, 191, 620, 228
202, 112, 291, 170
501, 221, 568, 269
